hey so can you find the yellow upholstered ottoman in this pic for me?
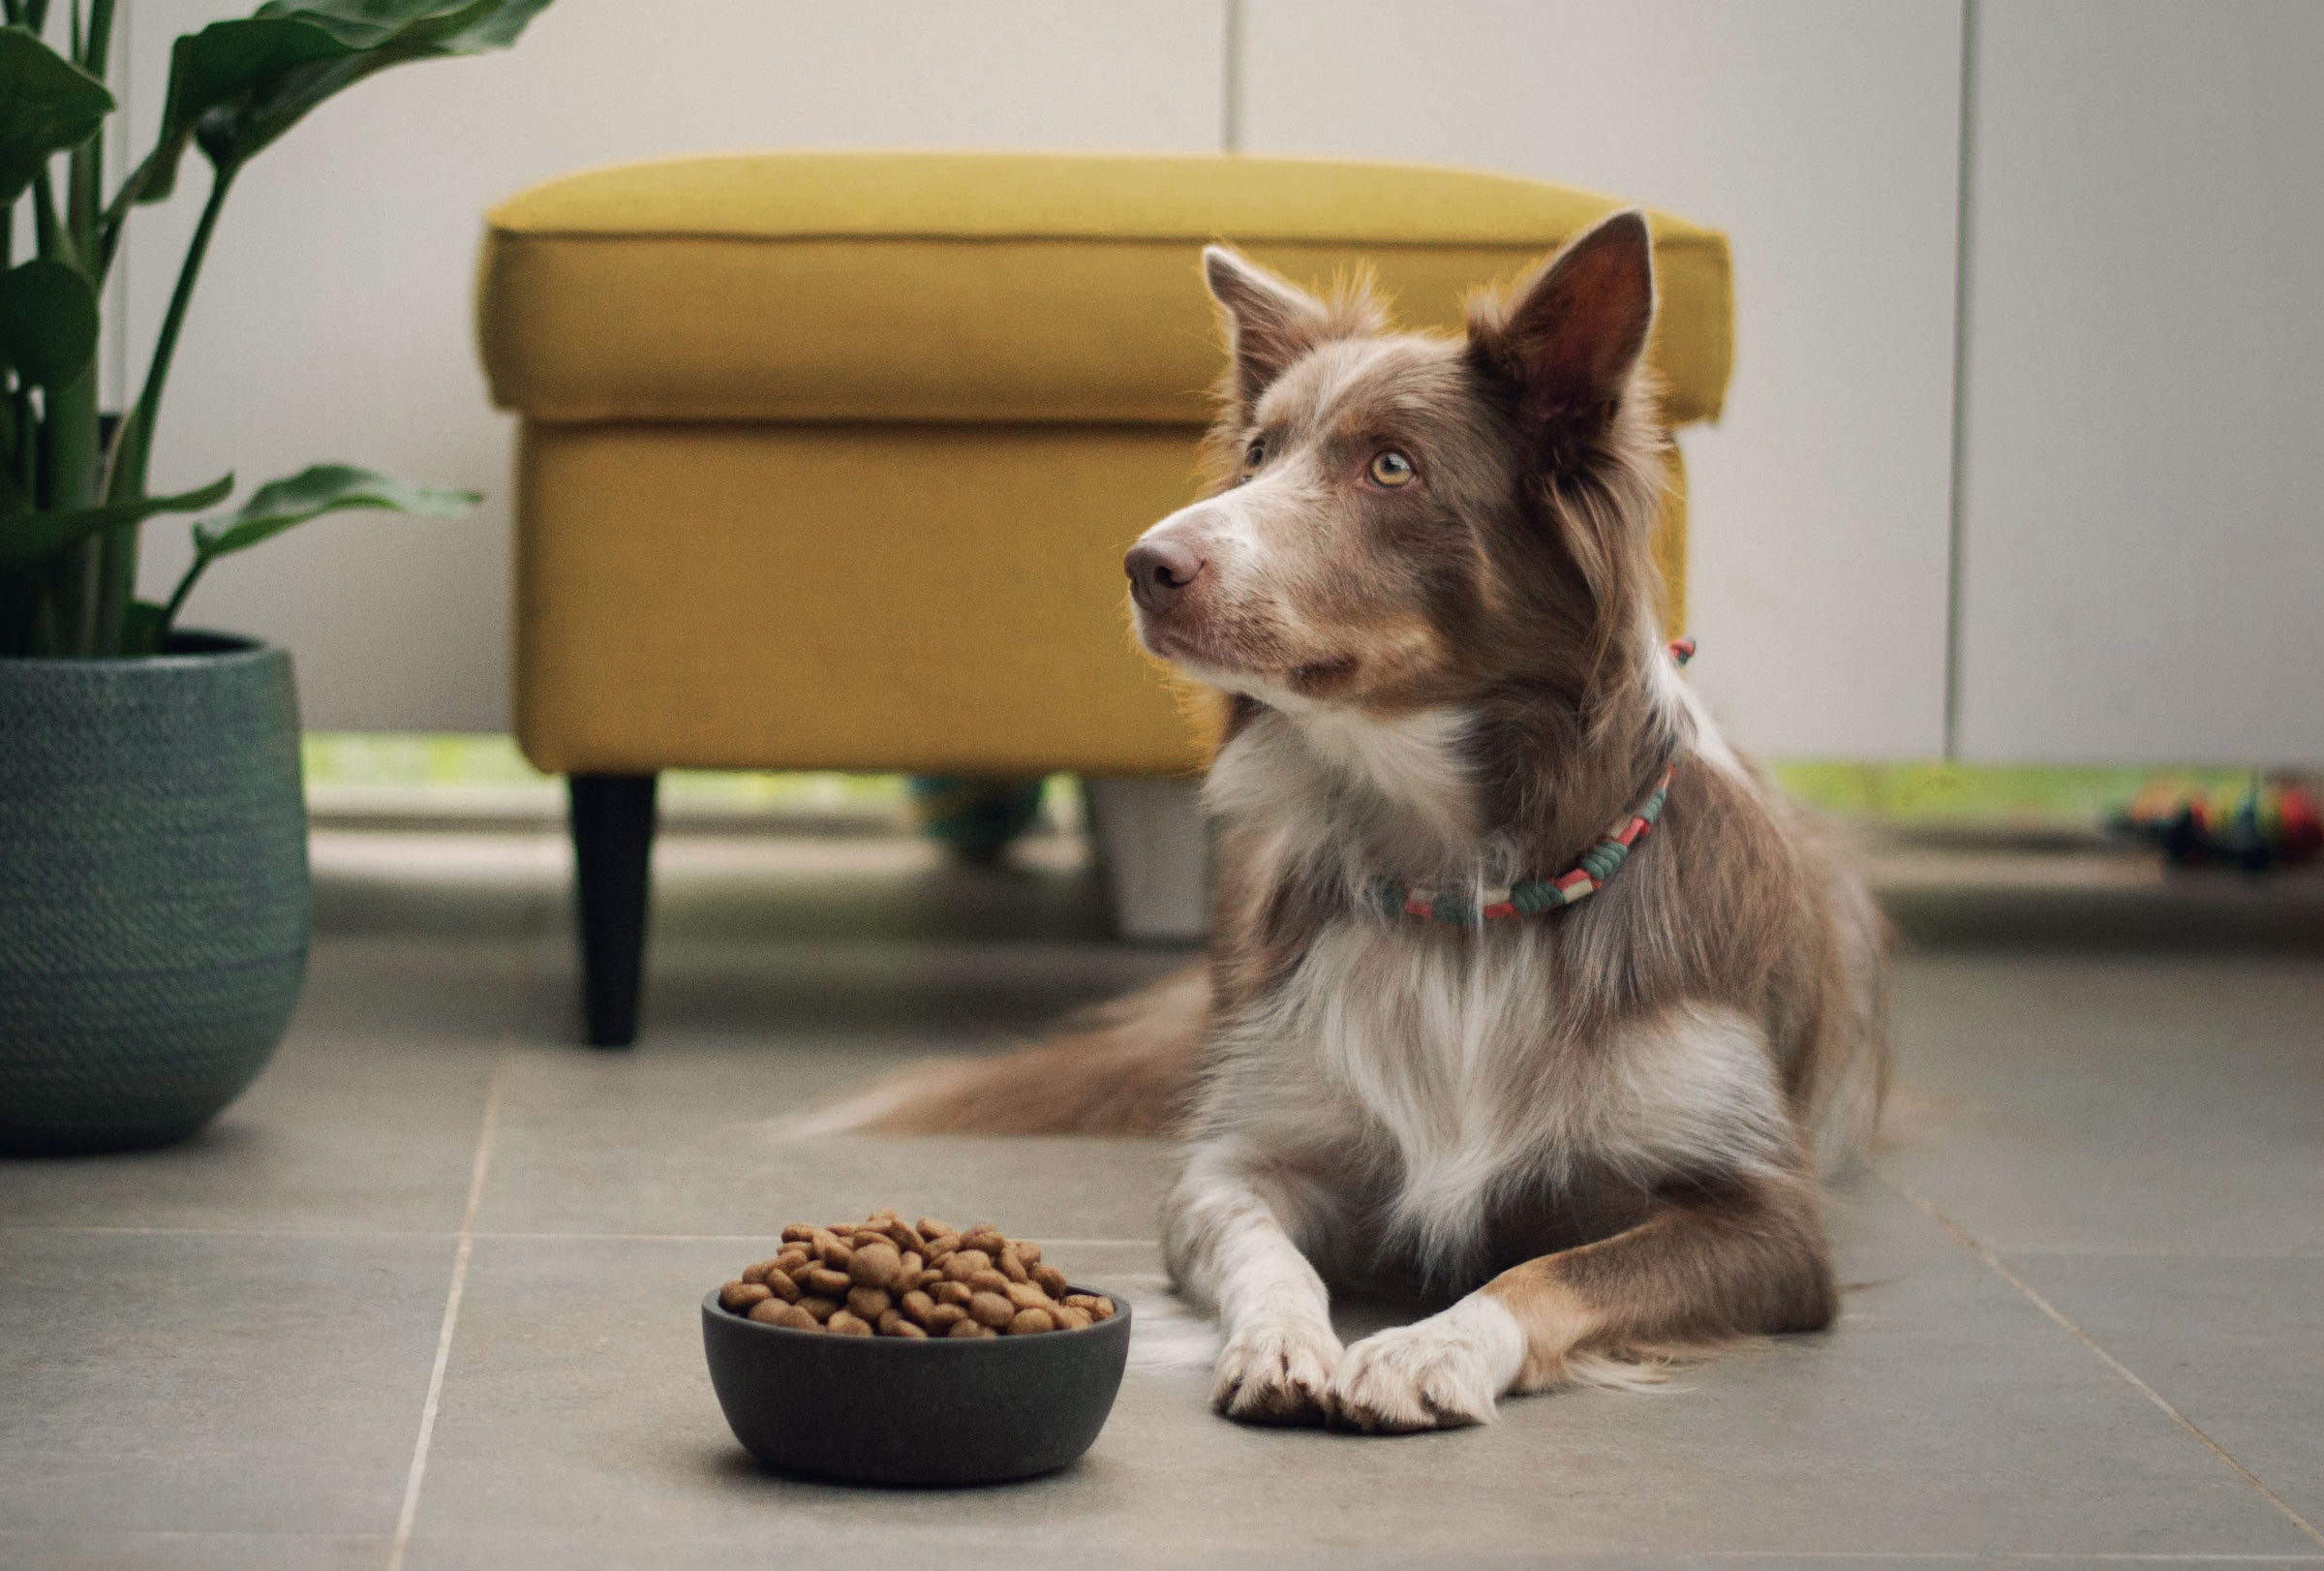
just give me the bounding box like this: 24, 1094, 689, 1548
475, 152, 1732, 1043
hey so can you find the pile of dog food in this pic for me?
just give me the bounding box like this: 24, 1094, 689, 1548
717, 1210, 1116, 1338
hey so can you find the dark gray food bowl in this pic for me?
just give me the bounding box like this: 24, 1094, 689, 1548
702, 1287, 1130, 1486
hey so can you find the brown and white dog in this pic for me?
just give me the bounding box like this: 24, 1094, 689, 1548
836, 211, 1888, 1432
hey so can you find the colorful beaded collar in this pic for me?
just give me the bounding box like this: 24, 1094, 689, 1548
1371, 637, 1694, 927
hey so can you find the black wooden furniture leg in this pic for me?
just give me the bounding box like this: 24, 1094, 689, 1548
568, 772, 657, 1048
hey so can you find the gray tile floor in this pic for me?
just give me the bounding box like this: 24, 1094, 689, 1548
5, 826, 2321, 1569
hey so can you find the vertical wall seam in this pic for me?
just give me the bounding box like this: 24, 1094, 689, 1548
1221, 0, 1244, 153
104, 0, 133, 407
1942, 0, 1978, 760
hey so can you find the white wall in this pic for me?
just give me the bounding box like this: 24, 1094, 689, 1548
119, 0, 1226, 730
1953, 0, 2324, 763
104, 1, 2323, 763
1239, 0, 1965, 759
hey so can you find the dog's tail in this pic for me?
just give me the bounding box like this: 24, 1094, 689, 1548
798, 965, 1209, 1135
1803, 858, 1893, 1177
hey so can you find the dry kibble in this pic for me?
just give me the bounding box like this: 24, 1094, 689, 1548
749, 1299, 819, 1331
848, 1242, 902, 1290
799, 1266, 851, 1297
725, 1217, 1105, 1339
719, 1280, 773, 1314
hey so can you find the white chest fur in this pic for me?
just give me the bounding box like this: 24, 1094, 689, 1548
1285, 919, 1560, 1264
1205, 703, 1503, 897
1228, 915, 1791, 1277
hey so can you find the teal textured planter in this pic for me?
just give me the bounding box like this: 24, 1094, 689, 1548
0, 632, 310, 1155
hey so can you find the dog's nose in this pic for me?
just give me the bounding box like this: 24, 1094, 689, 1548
1125, 537, 1208, 614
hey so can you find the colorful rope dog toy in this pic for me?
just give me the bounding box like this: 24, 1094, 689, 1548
2115, 776, 2322, 873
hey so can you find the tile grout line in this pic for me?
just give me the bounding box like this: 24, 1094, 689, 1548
0, 1226, 1175, 1248
1693, 1554, 2297, 1562
464, 1233, 1170, 1248
18, 1218, 2324, 1263
1885, 1175, 2324, 1550
384, 1054, 510, 1571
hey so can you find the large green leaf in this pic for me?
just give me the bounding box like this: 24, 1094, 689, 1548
0, 25, 115, 204
128, 0, 550, 204
201, 0, 555, 169
192, 462, 476, 560
254, 0, 549, 49
124, 16, 349, 206
0, 258, 100, 388
0, 474, 233, 570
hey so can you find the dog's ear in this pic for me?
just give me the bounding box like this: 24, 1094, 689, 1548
1204, 245, 1333, 412
1467, 209, 1657, 445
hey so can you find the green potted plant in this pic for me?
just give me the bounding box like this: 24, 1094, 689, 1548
0, 0, 550, 1153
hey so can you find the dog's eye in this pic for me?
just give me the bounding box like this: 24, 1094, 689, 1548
1368, 450, 1417, 488
1240, 439, 1266, 478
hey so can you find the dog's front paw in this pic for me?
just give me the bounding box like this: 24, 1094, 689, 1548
1212, 1314, 1342, 1426
1327, 1297, 1523, 1434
